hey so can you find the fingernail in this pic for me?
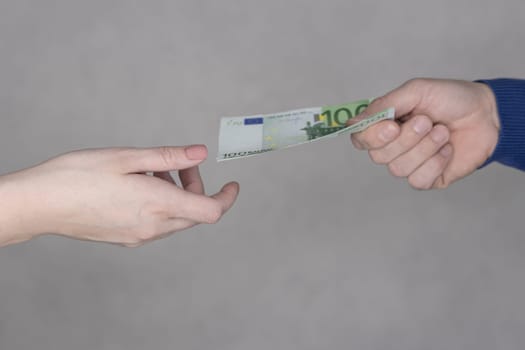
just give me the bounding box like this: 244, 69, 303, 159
440, 144, 452, 157
413, 117, 432, 135
379, 124, 398, 142
185, 144, 208, 160
431, 127, 448, 143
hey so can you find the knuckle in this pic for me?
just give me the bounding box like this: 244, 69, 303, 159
429, 155, 445, 172
370, 95, 387, 108
369, 150, 388, 165
433, 125, 450, 142
397, 133, 417, 149
433, 179, 450, 190
432, 173, 451, 190
364, 135, 384, 150
405, 77, 426, 89
49, 150, 92, 168
136, 224, 160, 242
408, 174, 432, 190
205, 205, 223, 224
388, 161, 408, 178
158, 146, 179, 168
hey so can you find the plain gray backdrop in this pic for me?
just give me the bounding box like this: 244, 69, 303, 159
1, 0, 525, 349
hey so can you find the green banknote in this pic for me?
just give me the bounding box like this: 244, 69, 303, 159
217, 100, 395, 161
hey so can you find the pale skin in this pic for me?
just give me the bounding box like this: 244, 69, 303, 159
0, 144, 239, 247
350, 78, 501, 190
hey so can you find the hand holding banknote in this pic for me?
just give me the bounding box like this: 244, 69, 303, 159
350, 78, 500, 190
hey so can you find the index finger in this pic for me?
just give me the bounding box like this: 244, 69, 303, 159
349, 79, 432, 150
353, 79, 427, 122
114, 145, 208, 174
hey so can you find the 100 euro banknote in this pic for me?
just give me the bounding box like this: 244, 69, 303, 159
217, 100, 395, 161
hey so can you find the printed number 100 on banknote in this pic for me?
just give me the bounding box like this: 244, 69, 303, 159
217, 99, 395, 161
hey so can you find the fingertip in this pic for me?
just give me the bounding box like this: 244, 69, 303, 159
440, 144, 453, 158
223, 181, 240, 197
214, 181, 240, 212
184, 144, 208, 160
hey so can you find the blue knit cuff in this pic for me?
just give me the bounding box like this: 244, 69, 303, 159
478, 79, 525, 171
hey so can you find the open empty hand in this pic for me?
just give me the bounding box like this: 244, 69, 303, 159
0, 145, 239, 247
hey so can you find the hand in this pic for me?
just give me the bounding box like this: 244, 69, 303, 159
350, 78, 500, 190
0, 145, 239, 247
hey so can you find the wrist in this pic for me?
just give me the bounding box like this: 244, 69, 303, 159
477, 79, 525, 171
476, 82, 500, 158
477, 82, 500, 130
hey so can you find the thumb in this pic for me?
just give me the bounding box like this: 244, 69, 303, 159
351, 79, 426, 123
117, 144, 208, 173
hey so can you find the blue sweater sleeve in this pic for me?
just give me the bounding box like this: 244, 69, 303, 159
478, 79, 525, 171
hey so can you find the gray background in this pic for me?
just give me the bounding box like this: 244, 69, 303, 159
1, 0, 524, 349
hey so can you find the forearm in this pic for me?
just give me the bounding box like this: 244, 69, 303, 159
0, 174, 39, 246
